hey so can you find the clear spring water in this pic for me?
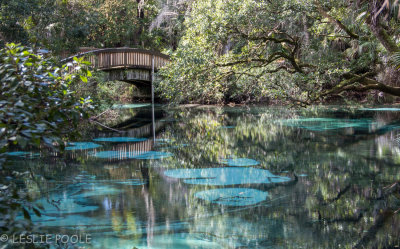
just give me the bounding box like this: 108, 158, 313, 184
7, 105, 400, 248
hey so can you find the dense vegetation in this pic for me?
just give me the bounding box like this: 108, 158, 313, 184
158, 0, 400, 104
0, 1, 400, 247
2, 0, 399, 104
0, 43, 93, 246
0, 0, 187, 52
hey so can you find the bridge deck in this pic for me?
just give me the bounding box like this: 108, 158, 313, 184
64, 48, 170, 72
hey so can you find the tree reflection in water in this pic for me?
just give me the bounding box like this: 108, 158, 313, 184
13, 106, 400, 248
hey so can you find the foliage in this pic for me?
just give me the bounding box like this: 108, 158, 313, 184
0, 43, 93, 154
150, 0, 192, 50
157, 0, 400, 104
0, 43, 93, 247
74, 71, 139, 112
0, 0, 49, 47
392, 52, 400, 68
0, 0, 180, 52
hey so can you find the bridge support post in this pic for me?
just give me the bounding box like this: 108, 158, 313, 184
151, 55, 156, 144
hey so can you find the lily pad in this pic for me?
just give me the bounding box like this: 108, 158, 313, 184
195, 188, 268, 206
93, 137, 147, 142
164, 167, 291, 186
66, 142, 101, 150
221, 158, 260, 167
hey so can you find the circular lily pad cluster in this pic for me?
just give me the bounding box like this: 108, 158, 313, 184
164, 167, 290, 207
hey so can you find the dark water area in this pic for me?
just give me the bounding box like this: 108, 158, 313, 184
6, 105, 400, 248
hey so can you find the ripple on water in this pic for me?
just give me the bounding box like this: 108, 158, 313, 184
164, 167, 291, 185
195, 188, 268, 206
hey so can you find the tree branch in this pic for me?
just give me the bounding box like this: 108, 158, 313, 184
314, 1, 359, 39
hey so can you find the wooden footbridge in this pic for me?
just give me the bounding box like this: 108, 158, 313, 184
63, 48, 170, 85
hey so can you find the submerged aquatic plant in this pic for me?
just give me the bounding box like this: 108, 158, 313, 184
5, 151, 40, 158
92, 150, 173, 160
220, 158, 260, 167
195, 188, 268, 206
164, 167, 291, 185
359, 107, 400, 111
65, 142, 101, 150
278, 117, 377, 131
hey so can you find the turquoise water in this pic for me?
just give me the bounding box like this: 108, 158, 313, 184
8, 105, 400, 248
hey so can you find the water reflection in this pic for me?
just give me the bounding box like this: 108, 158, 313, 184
13, 106, 400, 248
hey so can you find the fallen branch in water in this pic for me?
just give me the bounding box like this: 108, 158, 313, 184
90, 108, 112, 120
321, 184, 352, 205
353, 208, 394, 249
319, 212, 364, 224
89, 119, 124, 133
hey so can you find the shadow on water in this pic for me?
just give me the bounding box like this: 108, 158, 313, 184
9, 105, 400, 248
112, 108, 166, 130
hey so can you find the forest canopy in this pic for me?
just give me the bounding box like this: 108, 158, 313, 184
0, 0, 399, 105
157, 0, 400, 105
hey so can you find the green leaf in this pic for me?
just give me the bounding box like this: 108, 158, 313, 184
80, 75, 88, 83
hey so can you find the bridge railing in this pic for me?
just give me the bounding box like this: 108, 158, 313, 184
63, 48, 170, 71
